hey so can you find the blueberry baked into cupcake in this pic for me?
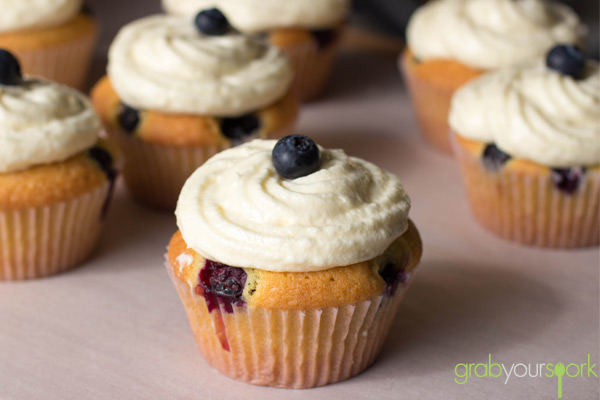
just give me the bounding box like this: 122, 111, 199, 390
167, 135, 423, 388
162, 0, 350, 101
91, 11, 297, 209
0, 0, 98, 90
449, 45, 599, 248
0, 50, 117, 280
401, 0, 585, 153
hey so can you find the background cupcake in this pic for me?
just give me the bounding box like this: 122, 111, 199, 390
162, 0, 351, 101
0, 50, 117, 280
167, 136, 423, 388
0, 0, 98, 90
449, 45, 599, 248
400, 0, 586, 153
91, 12, 297, 210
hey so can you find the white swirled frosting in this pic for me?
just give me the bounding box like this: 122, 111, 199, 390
407, 0, 585, 70
449, 60, 600, 167
0, 0, 82, 33
162, 0, 349, 32
0, 79, 100, 173
176, 140, 411, 272
107, 15, 293, 116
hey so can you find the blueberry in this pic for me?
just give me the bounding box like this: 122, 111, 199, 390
220, 114, 260, 142
0, 49, 22, 86
482, 143, 511, 171
118, 103, 139, 134
195, 8, 229, 36
310, 28, 337, 50
272, 135, 321, 179
546, 45, 585, 80
379, 262, 408, 297
551, 167, 585, 195
88, 146, 117, 219
199, 260, 247, 313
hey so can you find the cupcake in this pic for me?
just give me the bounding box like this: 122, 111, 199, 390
0, 50, 117, 280
400, 0, 586, 153
449, 45, 599, 248
167, 135, 423, 388
162, 1, 351, 101
91, 12, 297, 210
0, 0, 98, 90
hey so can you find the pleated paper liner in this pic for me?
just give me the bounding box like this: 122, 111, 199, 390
110, 126, 294, 210
451, 133, 600, 248
166, 256, 414, 388
0, 182, 110, 280
399, 50, 482, 153
1, 22, 98, 90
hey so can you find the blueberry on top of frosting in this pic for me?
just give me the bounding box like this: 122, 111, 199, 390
195, 8, 229, 36
0, 49, 22, 86
272, 135, 321, 179
546, 44, 585, 80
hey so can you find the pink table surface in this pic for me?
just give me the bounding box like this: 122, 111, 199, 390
1, 1, 599, 399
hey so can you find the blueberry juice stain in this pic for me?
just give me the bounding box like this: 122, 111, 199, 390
197, 259, 247, 314
87, 146, 117, 219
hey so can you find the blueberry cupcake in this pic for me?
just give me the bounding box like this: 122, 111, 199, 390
167, 136, 422, 388
0, 50, 117, 280
0, 0, 98, 90
449, 45, 599, 248
400, 0, 585, 153
91, 12, 297, 210
162, 1, 350, 101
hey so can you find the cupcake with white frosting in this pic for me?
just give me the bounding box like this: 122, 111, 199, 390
162, 0, 351, 101
167, 135, 422, 388
0, 0, 98, 90
0, 50, 117, 280
449, 45, 599, 248
400, 0, 586, 153
91, 11, 297, 209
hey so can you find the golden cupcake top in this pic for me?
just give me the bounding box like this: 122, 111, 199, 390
176, 136, 411, 272
407, 0, 585, 70
0, 0, 82, 33
0, 50, 100, 174
107, 12, 293, 117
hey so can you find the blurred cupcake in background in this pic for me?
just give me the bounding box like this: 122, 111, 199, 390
0, 0, 98, 90
400, 0, 586, 153
91, 11, 297, 210
162, 0, 351, 101
0, 50, 117, 280
449, 45, 599, 248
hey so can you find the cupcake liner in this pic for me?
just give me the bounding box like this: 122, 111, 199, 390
451, 133, 600, 248
399, 51, 481, 154
111, 126, 294, 210
0, 183, 110, 280
277, 32, 341, 102
166, 256, 413, 388
3, 24, 98, 90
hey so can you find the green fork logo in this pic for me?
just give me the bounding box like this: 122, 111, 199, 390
554, 363, 565, 398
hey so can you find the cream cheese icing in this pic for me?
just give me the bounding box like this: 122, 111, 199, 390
407, 0, 585, 70
449, 60, 600, 167
162, 0, 349, 32
0, 0, 82, 33
107, 14, 293, 116
0, 79, 100, 173
176, 139, 411, 272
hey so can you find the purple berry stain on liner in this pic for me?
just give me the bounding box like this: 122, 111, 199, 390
379, 261, 409, 297
87, 146, 117, 219
198, 259, 247, 314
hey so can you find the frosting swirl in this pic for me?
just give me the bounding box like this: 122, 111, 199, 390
449, 60, 600, 167
162, 0, 350, 32
0, 79, 100, 173
107, 15, 293, 116
176, 140, 411, 272
407, 0, 585, 70
0, 0, 82, 33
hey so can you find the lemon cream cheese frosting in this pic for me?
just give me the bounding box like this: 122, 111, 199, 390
107, 15, 293, 116
162, 0, 350, 32
449, 59, 600, 167
176, 139, 411, 272
0, 0, 82, 33
0, 79, 99, 173
407, 0, 585, 70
